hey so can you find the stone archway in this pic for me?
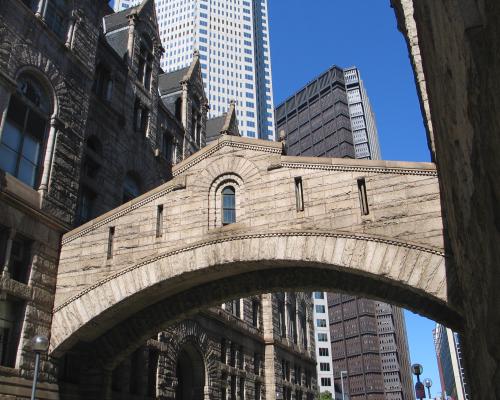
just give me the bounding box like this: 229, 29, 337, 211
175, 343, 205, 400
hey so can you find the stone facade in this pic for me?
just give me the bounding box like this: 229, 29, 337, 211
0, 1, 316, 399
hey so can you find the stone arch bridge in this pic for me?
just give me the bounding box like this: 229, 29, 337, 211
52, 135, 461, 367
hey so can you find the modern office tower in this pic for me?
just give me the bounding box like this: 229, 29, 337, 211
275, 66, 355, 158
433, 324, 470, 400
276, 65, 413, 400
114, 0, 276, 140
313, 291, 335, 395
343, 67, 381, 160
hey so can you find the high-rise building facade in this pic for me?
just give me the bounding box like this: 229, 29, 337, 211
275, 66, 355, 158
433, 324, 470, 400
344, 67, 381, 160
114, 0, 276, 140
276, 65, 414, 400
313, 291, 336, 395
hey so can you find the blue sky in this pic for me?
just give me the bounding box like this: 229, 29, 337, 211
268, 0, 440, 394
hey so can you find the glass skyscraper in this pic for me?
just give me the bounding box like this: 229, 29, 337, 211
114, 0, 276, 139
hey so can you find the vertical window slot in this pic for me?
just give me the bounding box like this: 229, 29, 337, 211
107, 227, 115, 259
357, 178, 369, 215
156, 205, 164, 238
295, 177, 304, 211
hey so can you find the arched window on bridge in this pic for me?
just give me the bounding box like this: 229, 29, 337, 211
221, 186, 236, 225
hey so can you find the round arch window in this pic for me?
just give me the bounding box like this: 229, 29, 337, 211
0, 74, 51, 188
221, 186, 236, 225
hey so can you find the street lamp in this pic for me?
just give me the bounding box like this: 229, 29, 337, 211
411, 363, 425, 400
31, 335, 49, 400
340, 370, 348, 400
424, 378, 433, 399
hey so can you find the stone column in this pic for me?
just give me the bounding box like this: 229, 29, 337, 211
38, 117, 60, 196
65, 10, 80, 49
1, 228, 16, 278
35, 0, 47, 19
0, 78, 15, 136
262, 293, 278, 400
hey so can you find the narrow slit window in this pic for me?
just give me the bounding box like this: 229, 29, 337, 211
357, 177, 369, 215
295, 177, 304, 211
156, 205, 163, 237
221, 186, 236, 225
107, 227, 115, 259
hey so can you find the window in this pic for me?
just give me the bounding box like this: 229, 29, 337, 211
0, 297, 25, 367
315, 305, 325, 313
232, 299, 241, 318
252, 299, 259, 328
156, 205, 164, 238
138, 35, 153, 90
320, 378, 331, 387
45, 0, 69, 40
319, 348, 329, 357
162, 133, 173, 162
222, 186, 236, 225
278, 294, 286, 338
0, 75, 51, 188
77, 186, 96, 225
122, 172, 140, 203
294, 177, 304, 211
318, 333, 327, 342
107, 226, 115, 260
93, 64, 112, 101
314, 292, 324, 299
316, 319, 326, 327
319, 363, 330, 372
357, 177, 369, 215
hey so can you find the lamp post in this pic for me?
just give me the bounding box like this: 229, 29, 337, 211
340, 370, 348, 400
31, 335, 49, 400
424, 378, 433, 399
411, 363, 425, 400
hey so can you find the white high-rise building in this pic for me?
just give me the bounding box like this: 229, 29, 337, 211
313, 291, 335, 396
344, 67, 382, 160
114, 0, 276, 139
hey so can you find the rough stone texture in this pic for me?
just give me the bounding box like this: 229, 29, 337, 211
392, 0, 500, 398
52, 135, 456, 361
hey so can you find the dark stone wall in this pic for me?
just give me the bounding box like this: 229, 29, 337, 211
394, 0, 500, 398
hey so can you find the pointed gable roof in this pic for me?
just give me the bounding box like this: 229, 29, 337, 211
206, 101, 240, 143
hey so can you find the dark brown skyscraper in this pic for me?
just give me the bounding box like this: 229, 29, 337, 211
276, 65, 414, 400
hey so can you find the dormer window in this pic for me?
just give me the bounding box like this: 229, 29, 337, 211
138, 35, 153, 91
222, 186, 236, 225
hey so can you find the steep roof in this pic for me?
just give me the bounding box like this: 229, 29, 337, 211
206, 101, 240, 143
158, 67, 190, 95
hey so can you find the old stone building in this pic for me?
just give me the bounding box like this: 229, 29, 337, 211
0, 0, 316, 398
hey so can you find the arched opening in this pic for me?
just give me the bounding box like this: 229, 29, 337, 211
221, 185, 236, 225
0, 73, 52, 188
175, 343, 205, 400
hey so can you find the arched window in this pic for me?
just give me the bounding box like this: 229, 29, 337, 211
175, 97, 182, 122
122, 172, 141, 203
0, 74, 51, 188
221, 186, 236, 225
